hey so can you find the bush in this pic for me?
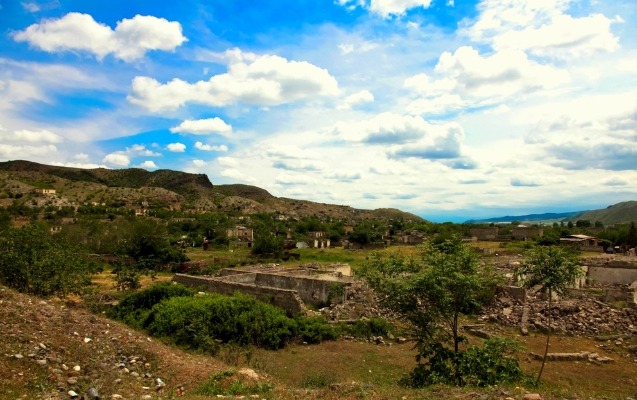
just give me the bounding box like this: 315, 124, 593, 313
403, 337, 524, 388
111, 282, 195, 329
295, 317, 338, 344
347, 317, 392, 338
146, 293, 297, 350
0, 225, 98, 297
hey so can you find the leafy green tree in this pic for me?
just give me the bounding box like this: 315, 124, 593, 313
0, 225, 98, 296
251, 231, 284, 257
360, 237, 513, 387
517, 246, 581, 384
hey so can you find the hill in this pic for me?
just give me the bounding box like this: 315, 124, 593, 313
465, 201, 637, 226
0, 160, 423, 223
465, 211, 582, 224
565, 201, 637, 226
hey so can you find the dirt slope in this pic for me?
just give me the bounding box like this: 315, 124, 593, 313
0, 285, 271, 400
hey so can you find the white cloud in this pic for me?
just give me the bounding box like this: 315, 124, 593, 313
192, 159, 206, 167
13, 13, 186, 61
21, 2, 40, 12
369, 0, 433, 18
0, 79, 48, 109
128, 48, 340, 112
405, 46, 570, 114
170, 117, 232, 136
140, 160, 157, 169
0, 128, 62, 143
167, 142, 186, 152
0, 144, 57, 159
463, 0, 620, 60
333, 112, 435, 144
339, 90, 374, 110
337, 0, 433, 18
51, 161, 107, 169
102, 152, 130, 166
195, 142, 228, 152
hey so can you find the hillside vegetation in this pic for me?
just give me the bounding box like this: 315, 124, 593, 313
567, 201, 637, 225
0, 160, 423, 222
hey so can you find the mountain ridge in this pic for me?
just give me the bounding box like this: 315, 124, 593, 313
0, 160, 424, 222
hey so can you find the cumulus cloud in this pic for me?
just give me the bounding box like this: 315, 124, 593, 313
338, 90, 374, 110
102, 153, 130, 166
404, 46, 570, 114
464, 0, 620, 60
389, 123, 465, 160
0, 79, 47, 109
166, 142, 186, 152
128, 48, 339, 112
13, 13, 186, 61
546, 142, 637, 171
170, 117, 232, 136
333, 112, 428, 144
0, 127, 62, 143
369, 0, 433, 18
511, 177, 541, 187
194, 142, 228, 152
140, 160, 157, 169
273, 160, 324, 172
337, 0, 433, 18
101, 144, 160, 167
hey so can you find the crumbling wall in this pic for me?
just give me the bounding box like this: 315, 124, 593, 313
588, 265, 637, 285
254, 274, 348, 307
172, 274, 306, 315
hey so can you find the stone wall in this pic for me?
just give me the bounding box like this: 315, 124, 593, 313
172, 274, 307, 315
254, 273, 348, 307
588, 266, 637, 285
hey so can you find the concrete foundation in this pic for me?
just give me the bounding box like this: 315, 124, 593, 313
173, 266, 353, 315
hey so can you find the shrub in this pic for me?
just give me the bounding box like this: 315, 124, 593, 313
348, 317, 392, 338
295, 316, 338, 344
0, 225, 98, 297
403, 337, 524, 388
111, 282, 195, 329
146, 293, 297, 350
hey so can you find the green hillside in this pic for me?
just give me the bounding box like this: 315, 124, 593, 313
567, 201, 637, 225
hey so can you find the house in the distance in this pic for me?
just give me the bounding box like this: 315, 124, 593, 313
227, 226, 254, 243
511, 227, 543, 241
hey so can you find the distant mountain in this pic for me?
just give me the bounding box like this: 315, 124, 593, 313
465, 211, 582, 224
465, 201, 637, 226
0, 160, 424, 223
565, 201, 637, 226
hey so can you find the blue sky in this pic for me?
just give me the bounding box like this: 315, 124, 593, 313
1, 0, 636, 222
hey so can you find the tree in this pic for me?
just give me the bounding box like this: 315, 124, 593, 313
360, 237, 518, 387
516, 246, 581, 384
251, 231, 284, 257
0, 225, 98, 296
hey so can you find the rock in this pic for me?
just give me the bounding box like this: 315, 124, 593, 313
156, 377, 166, 390
35, 359, 47, 365
13, 354, 24, 359
68, 390, 79, 398
73, 365, 81, 372
67, 377, 78, 385
110, 395, 122, 399
87, 387, 99, 399
523, 394, 541, 400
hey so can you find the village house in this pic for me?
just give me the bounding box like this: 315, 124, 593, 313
227, 225, 254, 242
36, 188, 56, 195
511, 227, 543, 241
469, 227, 499, 241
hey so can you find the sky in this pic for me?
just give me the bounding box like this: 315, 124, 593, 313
0, 0, 636, 222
